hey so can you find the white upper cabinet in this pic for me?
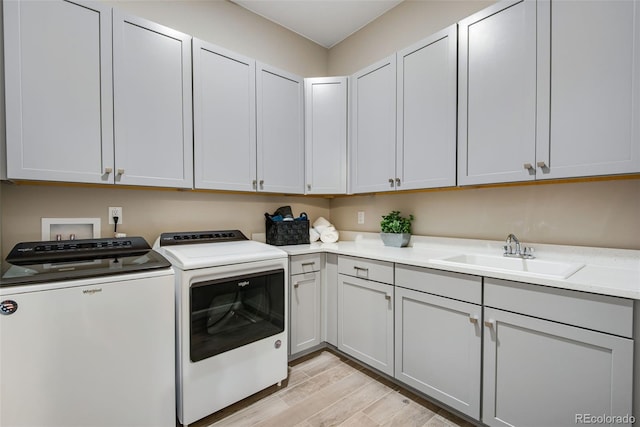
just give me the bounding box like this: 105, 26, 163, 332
350, 54, 397, 194
256, 63, 304, 194
304, 77, 348, 195
396, 25, 457, 190
458, 0, 538, 185
350, 28, 458, 195
459, 0, 640, 185
193, 40, 256, 191
112, 11, 193, 188
536, 0, 640, 179
4, 0, 114, 183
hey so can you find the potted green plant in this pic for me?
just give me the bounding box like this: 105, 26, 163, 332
380, 210, 414, 247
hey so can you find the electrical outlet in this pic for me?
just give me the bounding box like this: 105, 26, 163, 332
357, 211, 365, 225
108, 207, 123, 225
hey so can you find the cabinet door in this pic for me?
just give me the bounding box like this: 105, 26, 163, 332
4, 0, 114, 183
193, 40, 256, 191
113, 11, 193, 188
304, 77, 348, 195
483, 307, 633, 427
458, 0, 537, 185
536, 0, 640, 179
350, 55, 397, 193
323, 254, 338, 346
395, 287, 481, 419
338, 274, 394, 376
256, 63, 304, 194
290, 272, 321, 355
396, 25, 457, 190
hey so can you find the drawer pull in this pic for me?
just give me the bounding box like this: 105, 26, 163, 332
353, 266, 369, 272
293, 283, 299, 289
301, 262, 316, 267
484, 319, 495, 329
469, 314, 479, 324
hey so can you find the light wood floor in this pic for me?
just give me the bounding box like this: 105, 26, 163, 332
191, 349, 475, 427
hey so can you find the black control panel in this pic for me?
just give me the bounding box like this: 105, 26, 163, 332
158, 230, 248, 246
6, 237, 150, 264
1, 236, 171, 287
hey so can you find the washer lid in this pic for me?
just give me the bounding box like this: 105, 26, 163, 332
1, 237, 171, 287
155, 240, 287, 270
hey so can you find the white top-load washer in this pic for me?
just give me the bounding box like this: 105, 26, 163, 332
154, 230, 289, 426
0, 236, 176, 427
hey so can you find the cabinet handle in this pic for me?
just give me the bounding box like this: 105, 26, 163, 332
523, 163, 533, 171
294, 283, 299, 288
104, 167, 113, 175
484, 319, 495, 329
353, 266, 369, 272
395, 178, 401, 187
469, 314, 479, 324
301, 262, 315, 267
117, 168, 125, 176
307, 184, 311, 190
259, 179, 264, 189
537, 161, 547, 168
252, 180, 257, 189
388, 178, 394, 187
385, 294, 391, 301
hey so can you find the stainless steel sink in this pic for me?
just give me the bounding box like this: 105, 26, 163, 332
430, 254, 584, 279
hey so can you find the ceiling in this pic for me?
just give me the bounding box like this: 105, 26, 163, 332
230, 0, 404, 48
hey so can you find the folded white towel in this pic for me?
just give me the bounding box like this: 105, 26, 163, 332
313, 217, 331, 229
309, 227, 320, 242
314, 224, 329, 235
320, 226, 339, 243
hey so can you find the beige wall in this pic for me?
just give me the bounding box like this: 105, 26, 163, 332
328, 0, 494, 75
0, 182, 330, 255
103, 0, 328, 77
330, 179, 640, 250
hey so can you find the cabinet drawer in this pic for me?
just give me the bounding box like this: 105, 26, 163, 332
395, 264, 481, 304
485, 278, 633, 338
290, 254, 322, 275
338, 255, 393, 284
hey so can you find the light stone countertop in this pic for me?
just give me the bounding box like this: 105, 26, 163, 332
275, 232, 640, 300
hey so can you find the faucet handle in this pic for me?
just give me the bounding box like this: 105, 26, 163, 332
522, 247, 535, 259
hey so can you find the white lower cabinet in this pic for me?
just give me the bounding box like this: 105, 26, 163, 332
394, 266, 482, 419
483, 279, 634, 427
289, 255, 322, 356
323, 254, 339, 346
293, 255, 636, 427
337, 256, 394, 376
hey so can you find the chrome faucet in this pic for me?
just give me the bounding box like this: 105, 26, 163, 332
504, 234, 535, 259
